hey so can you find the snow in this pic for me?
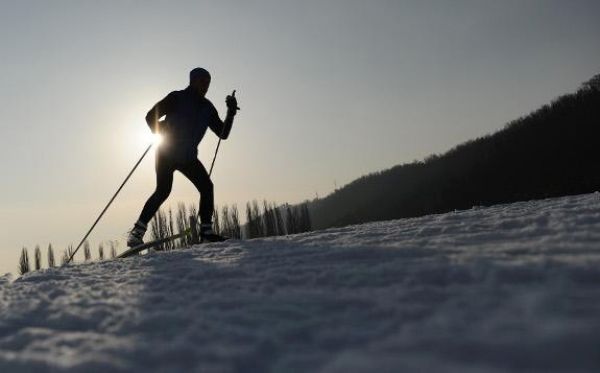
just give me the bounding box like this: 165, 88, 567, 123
2, 193, 600, 372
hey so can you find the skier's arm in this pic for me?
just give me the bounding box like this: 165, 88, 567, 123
208, 90, 239, 139
145, 92, 176, 133
208, 107, 236, 140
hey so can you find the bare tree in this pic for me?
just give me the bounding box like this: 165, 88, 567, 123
110, 241, 118, 258
188, 203, 197, 219
300, 202, 312, 232
83, 241, 92, 261
34, 245, 42, 270
61, 245, 73, 265
213, 205, 221, 235
176, 202, 190, 247
18, 247, 30, 275
150, 209, 172, 251
47, 244, 55, 268
245, 202, 253, 238
252, 200, 264, 237
221, 205, 230, 237
168, 208, 175, 248
98, 243, 104, 260
274, 204, 287, 235
286, 204, 297, 234
262, 200, 277, 237
246, 201, 264, 238
230, 204, 241, 239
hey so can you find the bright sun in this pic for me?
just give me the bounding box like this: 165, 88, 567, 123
143, 132, 163, 145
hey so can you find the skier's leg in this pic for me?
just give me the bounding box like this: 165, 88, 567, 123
138, 154, 175, 225
178, 159, 213, 225
178, 159, 227, 242
128, 154, 175, 247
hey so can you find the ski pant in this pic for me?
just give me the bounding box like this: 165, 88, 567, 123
138, 151, 213, 225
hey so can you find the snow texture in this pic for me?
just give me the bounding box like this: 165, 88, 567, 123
1, 193, 600, 372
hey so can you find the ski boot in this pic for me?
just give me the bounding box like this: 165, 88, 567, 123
127, 221, 147, 247
200, 223, 228, 242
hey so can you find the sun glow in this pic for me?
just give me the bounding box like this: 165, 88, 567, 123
143, 132, 163, 146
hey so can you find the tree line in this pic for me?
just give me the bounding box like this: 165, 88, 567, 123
244, 200, 311, 239
18, 200, 312, 275
310, 74, 600, 229
18, 242, 119, 275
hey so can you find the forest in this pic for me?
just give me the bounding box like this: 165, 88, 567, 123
309, 74, 600, 229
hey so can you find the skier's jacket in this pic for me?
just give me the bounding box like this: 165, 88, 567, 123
146, 86, 232, 163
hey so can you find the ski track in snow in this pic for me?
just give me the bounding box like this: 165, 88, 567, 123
1, 193, 600, 372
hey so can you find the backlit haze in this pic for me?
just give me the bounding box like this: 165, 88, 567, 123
1, 0, 599, 275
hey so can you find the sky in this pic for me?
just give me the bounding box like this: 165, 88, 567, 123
1, 0, 599, 275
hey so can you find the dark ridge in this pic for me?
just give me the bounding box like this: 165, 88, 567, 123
310, 74, 600, 229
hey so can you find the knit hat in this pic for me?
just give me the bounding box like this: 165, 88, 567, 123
190, 67, 211, 82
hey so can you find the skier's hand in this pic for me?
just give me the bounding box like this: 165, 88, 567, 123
226, 90, 240, 115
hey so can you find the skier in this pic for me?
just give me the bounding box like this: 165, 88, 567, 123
127, 67, 239, 247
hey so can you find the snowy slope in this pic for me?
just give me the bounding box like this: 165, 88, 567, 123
1, 193, 600, 372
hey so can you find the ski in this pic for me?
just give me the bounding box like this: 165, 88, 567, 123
118, 228, 230, 259
118, 229, 191, 258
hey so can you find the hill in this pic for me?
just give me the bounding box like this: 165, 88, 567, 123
1, 193, 600, 372
310, 74, 600, 229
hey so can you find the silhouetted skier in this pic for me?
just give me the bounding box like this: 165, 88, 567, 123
127, 68, 239, 247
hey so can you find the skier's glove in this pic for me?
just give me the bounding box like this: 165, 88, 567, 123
226, 90, 240, 115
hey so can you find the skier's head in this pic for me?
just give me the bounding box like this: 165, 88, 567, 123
189, 67, 211, 97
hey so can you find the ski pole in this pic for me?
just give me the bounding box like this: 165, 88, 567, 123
208, 89, 239, 177
66, 143, 153, 264
208, 131, 223, 177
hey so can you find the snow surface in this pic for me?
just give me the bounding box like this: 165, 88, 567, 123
1, 193, 600, 372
